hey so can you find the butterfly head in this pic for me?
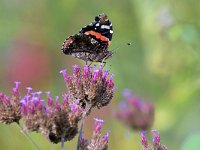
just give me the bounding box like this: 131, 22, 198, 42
95, 13, 110, 24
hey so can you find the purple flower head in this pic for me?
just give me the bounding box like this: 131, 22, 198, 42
94, 118, 104, 124
15, 81, 21, 89
98, 64, 103, 74
83, 65, 92, 77
28, 105, 35, 114
152, 130, 160, 145
55, 96, 59, 101
21, 89, 45, 117
26, 87, 33, 91
0, 82, 22, 124
94, 118, 104, 134
0, 94, 10, 105
62, 64, 115, 114
102, 131, 110, 144
36, 91, 42, 99
31, 92, 36, 97
45, 91, 50, 97
103, 70, 109, 80
69, 99, 82, 114
55, 96, 61, 110
60, 69, 67, 76
73, 64, 81, 75
92, 69, 99, 81
21, 104, 28, 116
45, 91, 54, 106
69, 103, 76, 112
20, 98, 27, 106
26, 87, 33, 97
62, 93, 69, 105
92, 65, 103, 82
107, 75, 114, 88
80, 118, 109, 150
139, 130, 167, 150
40, 99, 45, 105
83, 65, 89, 75
116, 89, 155, 130
140, 131, 148, 147
21, 89, 82, 143
31, 97, 40, 106
12, 81, 21, 97
20, 97, 27, 105
60, 69, 71, 82
37, 100, 45, 110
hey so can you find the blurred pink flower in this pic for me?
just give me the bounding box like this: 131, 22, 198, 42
4, 38, 51, 86
116, 89, 155, 130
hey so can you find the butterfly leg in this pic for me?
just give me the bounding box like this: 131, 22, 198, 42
100, 57, 107, 67
84, 52, 89, 65
102, 61, 106, 67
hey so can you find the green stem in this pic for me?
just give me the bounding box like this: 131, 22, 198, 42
76, 104, 91, 150
61, 135, 65, 150
16, 122, 41, 150
76, 118, 84, 150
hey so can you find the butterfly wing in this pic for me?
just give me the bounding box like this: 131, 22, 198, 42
80, 13, 113, 46
61, 13, 113, 62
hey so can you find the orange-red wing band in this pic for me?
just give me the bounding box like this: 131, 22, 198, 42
84, 31, 111, 46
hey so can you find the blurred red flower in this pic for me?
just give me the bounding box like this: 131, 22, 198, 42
4, 38, 51, 87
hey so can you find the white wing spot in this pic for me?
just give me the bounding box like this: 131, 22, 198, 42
110, 30, 113, 34
101, 25, 110, 29
96, 23, 100, 26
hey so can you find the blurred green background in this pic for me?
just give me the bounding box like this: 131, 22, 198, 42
0, 0, 200, 149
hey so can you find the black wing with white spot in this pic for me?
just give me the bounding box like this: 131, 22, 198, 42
80, 13, 113, 41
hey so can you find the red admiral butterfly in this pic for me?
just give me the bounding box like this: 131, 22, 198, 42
61, 13, 113, 63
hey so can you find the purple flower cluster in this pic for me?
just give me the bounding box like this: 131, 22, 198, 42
78, 118, 110, 150
20, 88, 83, 143
0, 64, 115, 144
60, 65, 115, 114
116, 89, 155, 130
0, 82, 21, 124
140, 130, 167, 150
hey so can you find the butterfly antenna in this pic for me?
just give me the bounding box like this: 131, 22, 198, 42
111, 42, 132, 52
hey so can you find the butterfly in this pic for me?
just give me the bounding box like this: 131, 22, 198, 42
61, 13, 113, 63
